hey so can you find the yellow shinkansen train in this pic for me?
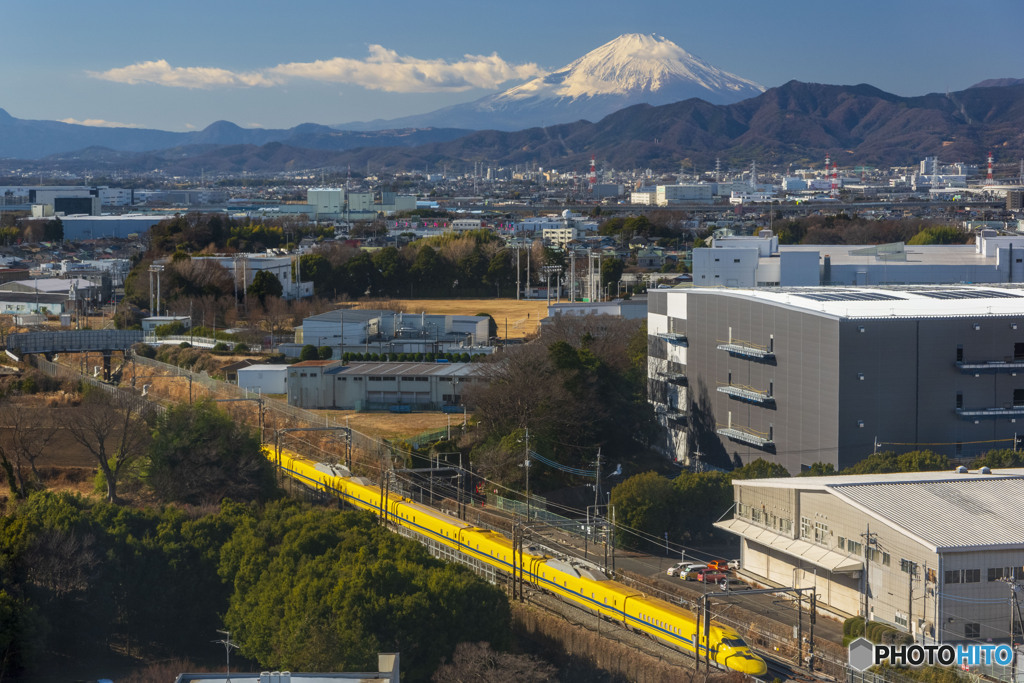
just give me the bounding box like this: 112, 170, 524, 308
271, 447, 768, 676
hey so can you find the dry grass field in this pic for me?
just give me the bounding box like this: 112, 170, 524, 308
353, 298, 550, 339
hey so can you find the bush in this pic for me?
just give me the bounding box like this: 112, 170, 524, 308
300, 344, 319, 361
155, 321, 187, 337
318, 346, 333, 360
233, 342, 249, 354
132, 343, 156, 359
212, 342, 229, 352
179, 342, 191, 349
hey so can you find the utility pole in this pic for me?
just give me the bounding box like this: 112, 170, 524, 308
213, 630, 239, 682
861, 525, 877, 619
524, 427, 531, 522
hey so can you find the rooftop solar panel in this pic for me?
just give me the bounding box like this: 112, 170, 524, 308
795, 290, 903, 302
912, 289, 1024, 300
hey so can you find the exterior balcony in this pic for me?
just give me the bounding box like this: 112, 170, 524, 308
717, 384, 774, 406
716, 425, 774, 449
955, 406, 1024, 420
657, 332, 688, 346
956, 359, 1024, 374
716, 341, 774, 361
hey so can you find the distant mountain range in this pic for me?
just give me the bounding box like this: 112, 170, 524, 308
0, 109, 471, 160
4, 79, 1021, 176
336, 33, 765, 131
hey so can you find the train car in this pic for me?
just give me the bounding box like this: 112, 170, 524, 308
269, 447, 767, 676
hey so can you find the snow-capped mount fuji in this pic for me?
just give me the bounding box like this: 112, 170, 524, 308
340, 34, 765, 131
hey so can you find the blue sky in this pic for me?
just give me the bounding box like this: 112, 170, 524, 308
3, 0, 1020, 131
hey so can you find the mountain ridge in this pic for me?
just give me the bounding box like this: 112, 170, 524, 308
3, 81, 1023, 175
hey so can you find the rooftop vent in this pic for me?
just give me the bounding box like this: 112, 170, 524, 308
955, 466, 968, 474
979, 466, 992, 474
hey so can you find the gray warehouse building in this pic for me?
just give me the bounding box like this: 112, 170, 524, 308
716, 469, 1024, 645
287, 360, 484, 411
648, 285, 1024, 471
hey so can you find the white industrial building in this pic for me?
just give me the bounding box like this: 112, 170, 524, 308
656, 184, 714, 206
692, 230, 1024, 288
717, 469, 1024, 645
237, 364, 289, 395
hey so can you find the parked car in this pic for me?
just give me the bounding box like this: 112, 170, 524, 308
667, 562, 687, 577
682, 564, 708, 580
719, 578, 752, 591
727, 559, 741, 571
706, 560, 730, 572
696, 569, 728, 584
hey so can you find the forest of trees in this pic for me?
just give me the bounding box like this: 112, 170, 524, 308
0, 494, 511, 680
0, 386, 524, 680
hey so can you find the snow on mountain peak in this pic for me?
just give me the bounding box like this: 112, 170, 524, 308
497, 33, 764, 103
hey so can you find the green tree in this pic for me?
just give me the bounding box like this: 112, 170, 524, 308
971, 448, 1024, 468
610, 471, 680, 551
907, 226, 968, 245
841, 450, 949, 474
800, 462, 838, 476
43, 217, 63, 242
247, 270, 283, 305
300, 344, 319, 361
146, 400, 278, 505
297, 253, 333, 297
220, 503, 510, 678
601, 257, 625, 290
732, 458, 791, 479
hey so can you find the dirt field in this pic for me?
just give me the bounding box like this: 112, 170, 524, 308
353, 298, 550, 339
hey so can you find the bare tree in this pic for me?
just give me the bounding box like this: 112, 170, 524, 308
0, 402, 60, 497
59, 388, 152, 504
432, 642, 557, 682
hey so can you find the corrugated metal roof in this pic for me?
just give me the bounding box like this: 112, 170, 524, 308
335, 361, 482, 378
829, 475, 1024, 550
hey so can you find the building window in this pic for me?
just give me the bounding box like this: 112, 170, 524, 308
956, 392, 963, 409
814, 521, 829, 545
847, 540, 863, 555
956, 345, 964, 362
945, 570, 961, 584
751, 508, 762, 523
800, 516, 812, 540
779, 518, 793, 534
882, 553, 891, 567
900, 559, 918, 575
894, 612, 908, 628
965, 623, 981, 639
965, 569, 980, 583
988, 567, 1005, 582
1015, 389, 1024, 408
837, 537, 845, 551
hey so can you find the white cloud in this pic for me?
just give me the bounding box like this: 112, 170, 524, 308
58, 117, 143, 128
88, 59, 274, 89
88, 47, 547, 93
